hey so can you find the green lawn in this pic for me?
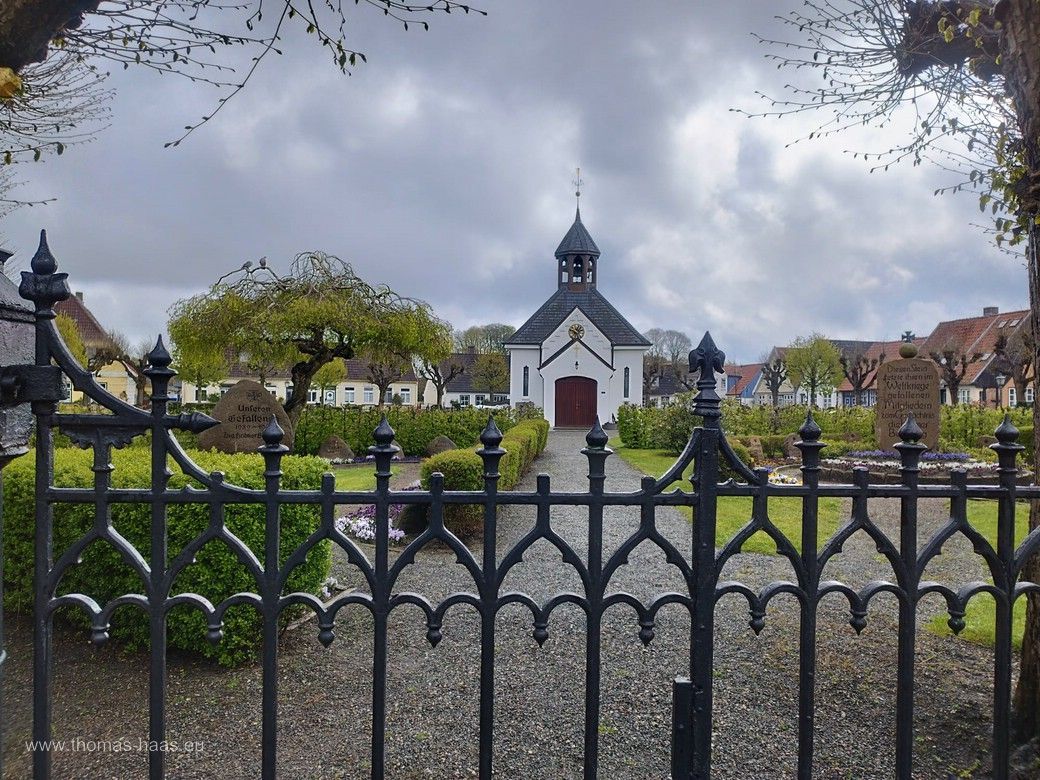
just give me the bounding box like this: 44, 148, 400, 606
333, 465, 394, 492
611, 438, 1031, 647
609, 439, 843, 555
926, 500, 1030, 649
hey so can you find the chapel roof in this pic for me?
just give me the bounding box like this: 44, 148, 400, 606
554, 206, 601, 258
505, 287, 651, 347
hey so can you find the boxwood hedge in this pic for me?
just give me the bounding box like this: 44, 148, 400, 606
419, 419, 550, 536
3, 448, 330, 666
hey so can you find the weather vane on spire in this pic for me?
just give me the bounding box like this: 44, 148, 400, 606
573, 167, 583, 202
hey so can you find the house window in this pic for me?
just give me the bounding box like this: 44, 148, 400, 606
475, 394, 486, 405
623, 367, 630, 399
959, 388, 971, 404
400, 388, 411, 404
363, 387, 374, 404
197, 388, 208, 402
1027, 387, 1035, 404
60, 378, 73, 402
493, 394, 509, 403
459, 394, 471, 407
1009, 388, 1017, 406
345, 387, 355, 404
523, 366, 529, 397
307, 388, 320, 404
324, 389, 337, 405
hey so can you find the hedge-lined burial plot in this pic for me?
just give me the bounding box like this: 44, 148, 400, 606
3, 449, 331, 666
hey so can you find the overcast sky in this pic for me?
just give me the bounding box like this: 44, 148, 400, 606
0, 0, 1027, 364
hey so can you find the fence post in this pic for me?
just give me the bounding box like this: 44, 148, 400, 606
991, 415, 1023, 780
689, 332, 725, 780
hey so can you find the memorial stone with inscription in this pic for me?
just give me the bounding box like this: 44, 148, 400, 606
197, 379, 295, 453
874, 354, 941, 451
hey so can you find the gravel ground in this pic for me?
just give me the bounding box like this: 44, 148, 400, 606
0, 430, 1018, 778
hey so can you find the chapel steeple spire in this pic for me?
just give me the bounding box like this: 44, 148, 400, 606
556, 170, 600, 290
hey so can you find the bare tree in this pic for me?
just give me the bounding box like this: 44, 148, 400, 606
760, 356, 788, 407
416, 355, 466, 408
839, 349, 886, 406
929, 345, 982, 406
994, 328, 1034, 405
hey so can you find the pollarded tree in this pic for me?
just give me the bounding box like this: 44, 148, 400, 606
167, 251, 451, 425
839, 348, 886, 406
760, 356, 788, 407
928, 344, 982, 405
993, 328, 1034, 406
416, 355, 466, 408
786, 334, 843, 408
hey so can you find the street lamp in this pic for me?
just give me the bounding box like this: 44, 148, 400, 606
996, 373, 1007, 409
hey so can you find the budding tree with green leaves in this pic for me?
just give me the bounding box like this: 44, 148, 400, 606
168, 251, 451, 424
785, 334, 843, 408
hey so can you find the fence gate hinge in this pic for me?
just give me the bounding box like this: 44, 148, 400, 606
0, 364, 64, 406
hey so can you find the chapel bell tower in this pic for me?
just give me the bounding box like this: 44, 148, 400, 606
556, 170, 600, 291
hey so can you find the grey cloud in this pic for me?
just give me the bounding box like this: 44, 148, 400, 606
0, 0, 1025, 364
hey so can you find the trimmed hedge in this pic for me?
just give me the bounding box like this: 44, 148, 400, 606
292, 405, 544, 457
420, 419, 550, 537
3, 448, 330, 666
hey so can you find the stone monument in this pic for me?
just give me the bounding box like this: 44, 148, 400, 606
874, 340, 941, 450
197, 379, 294, 453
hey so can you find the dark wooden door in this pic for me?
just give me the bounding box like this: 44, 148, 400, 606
555, 376, 597, 427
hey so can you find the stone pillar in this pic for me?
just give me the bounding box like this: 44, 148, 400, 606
0, 250, 37, 777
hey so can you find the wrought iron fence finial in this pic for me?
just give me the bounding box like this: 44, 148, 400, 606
585, 416, 608, 450
898, 412, 924, 444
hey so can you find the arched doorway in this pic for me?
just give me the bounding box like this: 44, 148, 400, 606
555, 376, 597, 428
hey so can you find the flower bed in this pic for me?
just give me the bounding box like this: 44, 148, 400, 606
820, 451, 1030, 485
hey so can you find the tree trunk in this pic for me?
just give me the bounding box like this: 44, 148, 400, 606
997, 0, 1040, 742
284, 361, 320, 427
0, 0, 100, 71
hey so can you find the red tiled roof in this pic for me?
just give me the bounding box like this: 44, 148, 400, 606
727, 363, 762, 396
919, 309, 1029, 385
54, 294, 116, 350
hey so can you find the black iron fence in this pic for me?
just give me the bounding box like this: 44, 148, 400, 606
2, 232, 1039, 779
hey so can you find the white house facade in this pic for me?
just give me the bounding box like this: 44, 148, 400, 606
504, 206, 650, 427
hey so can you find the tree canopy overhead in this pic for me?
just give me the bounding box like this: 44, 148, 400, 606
167, 250, 451, 422
0, 0, 484, 163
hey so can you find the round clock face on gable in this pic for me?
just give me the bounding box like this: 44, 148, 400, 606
568, 323, 585, 340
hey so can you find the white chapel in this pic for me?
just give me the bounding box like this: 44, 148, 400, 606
504, 204, 650, 427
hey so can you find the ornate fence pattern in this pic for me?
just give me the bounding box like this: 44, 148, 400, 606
3, 232, 1040, 779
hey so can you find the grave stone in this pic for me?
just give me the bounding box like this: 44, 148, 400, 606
874, 351, 941, 451
197, 379, 294, 453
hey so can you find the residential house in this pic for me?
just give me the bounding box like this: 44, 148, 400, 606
181, 359, 422, 408
918, 306, 1033, 407
725, 363, 763, 406
54, 291, 140, 405
421, 348, 510, 408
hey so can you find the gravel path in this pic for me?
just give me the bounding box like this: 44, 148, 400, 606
0, 431, 1012, 778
